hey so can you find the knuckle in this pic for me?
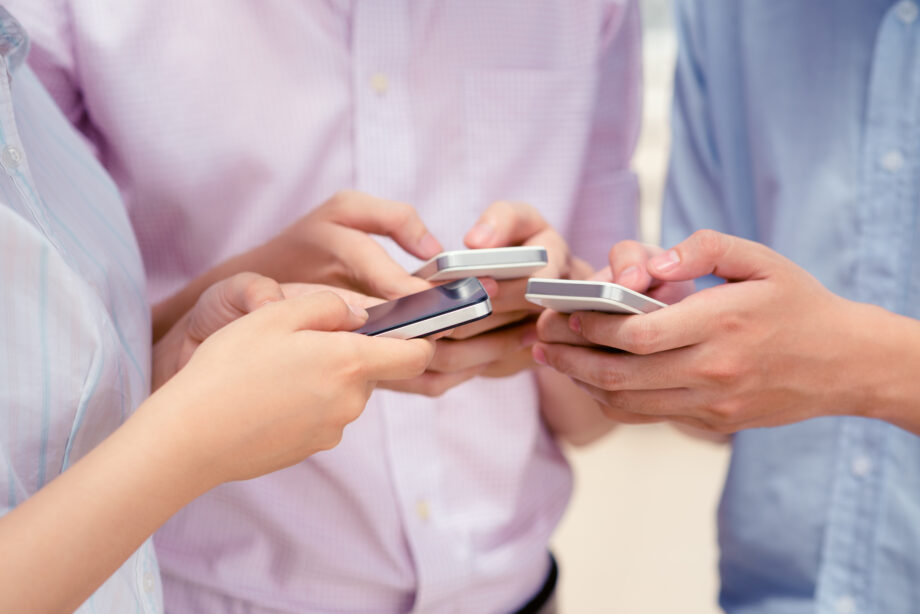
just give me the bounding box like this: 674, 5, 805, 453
693, 229, 725, 259
716, 311, 745, 335
699, 357, 740, 385
425, 380, 452, 398
596, 366, 626, 391
388, 200, 415, 224
704, 397, 743, 425
620, 320, 660, 355
241, 276, 277, 310
331, 188, 358, 204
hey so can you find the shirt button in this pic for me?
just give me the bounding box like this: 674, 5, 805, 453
415, 500, 430, 522
370, 72, 390, 96
897, 1, 919, 24
836, 595, 857, 614
850, 455, 873, 478
142, 571, 156, 593
1, 144, 22, 169
881, 149, 905, 172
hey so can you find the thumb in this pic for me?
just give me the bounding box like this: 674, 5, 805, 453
464, 201, 548, 248
647, 230, 782, 283
257, 291, 369, 332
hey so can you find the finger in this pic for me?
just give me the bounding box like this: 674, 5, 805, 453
464, 201, 549, 248
480, 347, 535, 378
536, 309, 596, 347
608, 240, 660, 293
533, 342, 692, 391
428, 324, 533, 373
569, 257, 595, 281
648, 229, 785, 283
526, 227, 570, 281
569, 381, 668, 425
590, 266, 615, 282
569, 303, 709, 354
447, 310, 532, 340
186, 273, 284, 343
487, 278, 540, 314
570, 380, 715, 428
259, 291, 368, 332
281, 282, 383, 310
378, 365, 483, 397
323, 190, 442, 259
351, 337, 437, 381
332, 228, 433, 299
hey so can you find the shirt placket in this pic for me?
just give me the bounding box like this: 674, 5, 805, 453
352, 2, 468, 611
352, 0, 417, 201
815, 4, 920, 613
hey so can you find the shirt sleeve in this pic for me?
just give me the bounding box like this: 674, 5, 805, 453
564, 0, 642, 269
660, 0, 728, 249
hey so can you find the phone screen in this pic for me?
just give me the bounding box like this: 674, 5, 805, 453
355, 277, 490, 337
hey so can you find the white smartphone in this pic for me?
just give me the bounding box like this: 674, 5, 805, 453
524, 278, 666, 315
413, 246, 548, 281
355, 277, 493, 339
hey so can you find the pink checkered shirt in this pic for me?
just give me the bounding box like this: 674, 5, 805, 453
12, 1, 641, 611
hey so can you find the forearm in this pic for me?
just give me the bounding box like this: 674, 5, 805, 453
537, 367, 617, 446
0, 395, 210, 613
850, 303, 920, 435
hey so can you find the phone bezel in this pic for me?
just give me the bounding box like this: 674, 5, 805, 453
414, 246, 548, 281
524, 278, 666, 315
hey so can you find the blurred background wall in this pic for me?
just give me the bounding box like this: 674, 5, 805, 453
551, 2, 732, 612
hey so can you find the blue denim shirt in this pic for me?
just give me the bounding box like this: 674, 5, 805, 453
665, 1, 920, 612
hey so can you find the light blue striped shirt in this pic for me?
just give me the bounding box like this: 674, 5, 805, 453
666, 1, 920, 613
0, 8, 162, 612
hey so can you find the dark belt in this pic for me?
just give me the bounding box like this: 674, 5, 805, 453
511, 554, 558, 614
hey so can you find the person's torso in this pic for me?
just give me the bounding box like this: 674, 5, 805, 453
12, 1, 641, 612
665, 2, 920, 612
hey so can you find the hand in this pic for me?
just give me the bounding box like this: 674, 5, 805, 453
146, 292, 435, 484
269, 190, 441, 298
599, 239, 695, 303
152, 273, 378, 391
153, 190, 440, 341
379, 201, 571, 396
463, 200, 575, 322
534, 229, 890, 433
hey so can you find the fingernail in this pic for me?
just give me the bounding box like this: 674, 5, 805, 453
532, 345, 548, 366
347, 304, 368, 319
417, 232, 442, 258
521, 327, 538, 347
650, 249, 680, 273
569, 314, 582, 334
466, 222, 495, 247
617, 265, 640, 286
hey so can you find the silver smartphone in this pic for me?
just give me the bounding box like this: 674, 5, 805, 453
355, 277, 493, 339
413, 246, 548, 281
524, 278, 666, 315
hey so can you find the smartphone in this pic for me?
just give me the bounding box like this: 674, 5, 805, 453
413, 246, 548, 281
524, 278, 666, 315
355, 277, 493, 339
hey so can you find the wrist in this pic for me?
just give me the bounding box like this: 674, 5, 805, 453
128, 386, 226, 497
841, 302, 920, 428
